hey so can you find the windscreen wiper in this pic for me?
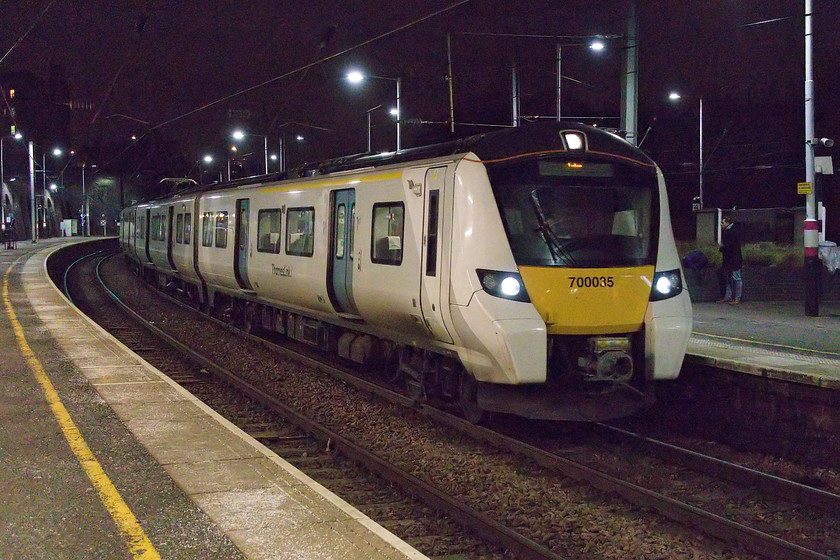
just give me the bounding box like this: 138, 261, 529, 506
528, 191, 576, 266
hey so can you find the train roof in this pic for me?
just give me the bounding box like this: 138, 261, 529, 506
151, 121, 654, 203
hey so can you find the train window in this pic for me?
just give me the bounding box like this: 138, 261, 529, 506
215, 211, 228, 248
153, 215, 165, 241
425, 190, 439, 276
488, 159, 656, 267
176, 213, 184, 244
202, 213, 213, 247
335, 204, 346, 259
184, 213, 191, 244
371, 202, 404, 266
286, 207, 314, 257
257, 209, 282, 254
159, 214, 166, 241
138, 215, 145, 239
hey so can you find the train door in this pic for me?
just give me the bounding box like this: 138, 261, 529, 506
234, 198, 253, 290
166, 206, 177, 270
420, 167, 453, 343
143, 208, 151, 262
128, 209, 135, 254
328, 188, 359, 315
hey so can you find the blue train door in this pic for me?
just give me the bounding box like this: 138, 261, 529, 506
329, 189, 358, 315
166, 206, 177, 270
234, 198, 252, 290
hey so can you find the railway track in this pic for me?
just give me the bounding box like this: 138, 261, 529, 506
66, 246, 839, 559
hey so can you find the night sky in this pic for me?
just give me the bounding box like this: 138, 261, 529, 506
1, 0, 838, 236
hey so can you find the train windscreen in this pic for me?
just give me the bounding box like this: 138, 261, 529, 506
487, 157, 659, 268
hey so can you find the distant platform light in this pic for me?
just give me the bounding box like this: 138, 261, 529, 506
347, 70, 365, 84
589, 40, 606, 51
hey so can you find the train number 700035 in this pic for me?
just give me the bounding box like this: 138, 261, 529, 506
569, 276, 614, 288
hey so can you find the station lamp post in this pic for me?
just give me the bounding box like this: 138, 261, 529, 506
668, 91, 705, 210
0, 131, 24, 231
346, 69, 402, 152
231, 129, 269, 175
201, 154, 222, 184
37, 148, 63, 239
555, 38, 606, 121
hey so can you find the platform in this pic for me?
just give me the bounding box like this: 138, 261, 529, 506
689, 301, 840, 389
0, 237, 426, 560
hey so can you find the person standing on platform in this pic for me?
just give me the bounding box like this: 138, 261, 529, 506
717, 214, 743, 304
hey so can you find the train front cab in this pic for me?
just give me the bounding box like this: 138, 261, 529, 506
451, 140, 691, 421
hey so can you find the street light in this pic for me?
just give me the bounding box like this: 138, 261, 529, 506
200, 154, 222, 184
668, 91, 704, 210
47, 147, 87, 236
0, 131, 24, 230
231, 129, 269, 175
555, 38, 608, 122
589, 39, 606, 51
346, 69, 402, 151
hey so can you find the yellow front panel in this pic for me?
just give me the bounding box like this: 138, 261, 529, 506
519, 266, 655, 335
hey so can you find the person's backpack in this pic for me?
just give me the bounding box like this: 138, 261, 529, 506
682, 250, 708, 271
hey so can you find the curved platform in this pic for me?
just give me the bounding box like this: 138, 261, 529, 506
0, 237, 426, 560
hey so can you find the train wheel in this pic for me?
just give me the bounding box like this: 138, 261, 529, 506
458, 371, 486, 424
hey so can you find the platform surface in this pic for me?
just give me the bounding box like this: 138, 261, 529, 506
1, 237, 426, 560
690, 300, 840, 388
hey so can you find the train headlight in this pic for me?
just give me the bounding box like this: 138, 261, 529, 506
476, 269, 530, 302
649, 269, 683, 301
562, 131, 586, 150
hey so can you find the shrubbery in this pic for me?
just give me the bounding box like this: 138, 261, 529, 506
677, 241, 803, 268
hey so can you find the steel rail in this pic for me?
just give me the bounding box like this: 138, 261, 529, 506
596, 422, 840, 512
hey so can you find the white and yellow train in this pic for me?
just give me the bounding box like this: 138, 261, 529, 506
120, 122, 692, 421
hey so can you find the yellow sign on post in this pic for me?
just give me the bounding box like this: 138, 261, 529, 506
798, 182, 813, 195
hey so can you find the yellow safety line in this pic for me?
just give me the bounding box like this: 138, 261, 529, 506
2, 260, 160, 560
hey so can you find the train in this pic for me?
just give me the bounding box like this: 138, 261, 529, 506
120, 122, 692, 422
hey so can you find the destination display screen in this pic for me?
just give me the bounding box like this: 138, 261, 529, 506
539, 161, 614, 178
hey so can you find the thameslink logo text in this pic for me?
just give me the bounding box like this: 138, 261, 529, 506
272, 264, 291, 277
